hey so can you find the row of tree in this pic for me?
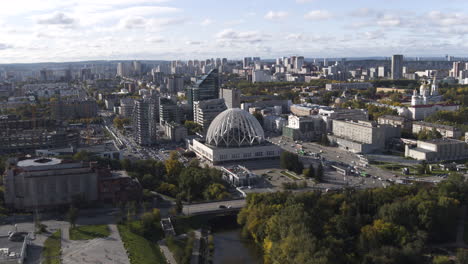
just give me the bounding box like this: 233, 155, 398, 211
238, 173, 468, 264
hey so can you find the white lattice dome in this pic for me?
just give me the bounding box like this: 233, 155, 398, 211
206, 108, 265, 147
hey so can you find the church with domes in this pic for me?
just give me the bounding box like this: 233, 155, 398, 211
411, 76, 443, 106
399, 76, 459, 120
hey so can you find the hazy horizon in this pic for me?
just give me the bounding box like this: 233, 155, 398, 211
0, 0, 467, 63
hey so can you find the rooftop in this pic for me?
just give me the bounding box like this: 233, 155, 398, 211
17, 157, 62, 167
421, 138, 466, 145
414, 121, 459, 131
0, 233, 28, 261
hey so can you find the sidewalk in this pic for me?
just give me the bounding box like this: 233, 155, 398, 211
158, 240, 177, 264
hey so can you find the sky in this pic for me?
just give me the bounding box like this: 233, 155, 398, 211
0, 0, 467, 63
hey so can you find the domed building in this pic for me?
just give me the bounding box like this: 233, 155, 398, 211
190, 108, 281, 164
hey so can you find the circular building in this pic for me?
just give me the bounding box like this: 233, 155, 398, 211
206, 108, 265, 147
191, 108, 281, 164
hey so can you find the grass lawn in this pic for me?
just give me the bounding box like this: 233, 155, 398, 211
118, 223, 166, 264
43, 230, 61, 264
166, 236, 192, 264
69, 225, 110, 240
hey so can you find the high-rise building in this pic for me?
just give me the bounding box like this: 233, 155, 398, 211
295, 56, 304, 70
391, 54, 404, 80
133, 61, 142, 76
166, 76, 184, 94
193, 98, 227, 131
117, 62, 129, 77
186, 69, 220, 106
132, 97, 159, 146
378, 66, 386, 78
452, 62, 465, 78
243, 57, 252, 68
220, 88, 241, 109
159, 97, 181, 125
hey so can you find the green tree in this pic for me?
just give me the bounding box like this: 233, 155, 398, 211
67, 206, 78, 228
433, 256, 452, 264
316, 163, 324, 182
305, 164, 315, 179
252, 111, 264, 126
165, 152, 183, 179
203, 183, 231, 200
175, 196, 183, 214
417, 161, 430, 175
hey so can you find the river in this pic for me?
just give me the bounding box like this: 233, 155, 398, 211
212, 229, 263, 264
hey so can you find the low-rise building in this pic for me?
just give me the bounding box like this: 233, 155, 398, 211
35, 141, 122, 160
325, 82, 373, 91
412, 121, 462, 139
330, 120, 401, 153
282, 115, 325, 141
4, 157, 98, 210
221, 165, 258, 187
378, 115, 412, 132
97, 170, 142, 203
0, 232, 30, 264
164, 122, 188, 142
405, 139, 468, 162
263, 115, 287, 133
319, 108, 369, 132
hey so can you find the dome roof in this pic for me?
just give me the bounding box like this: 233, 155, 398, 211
206, 108, 265, 148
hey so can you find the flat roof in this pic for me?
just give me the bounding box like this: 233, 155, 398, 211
17, 157, 62, 167
0, 235, 26, 261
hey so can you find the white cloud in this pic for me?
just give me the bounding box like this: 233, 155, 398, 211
304, 10, 333, 20
265, 11, 289, 20
201, 18, 213, 26
116, 16, 186, 31
118, 16, 146, 29
296, 0, 315, 3
350, 8, 377, 17
186, 41, 201, 45
427, 11, 468, 26
37, 12, 77, 25
216, 29, 268, 44
0, 43, 12, 50
376, 14, 401, 27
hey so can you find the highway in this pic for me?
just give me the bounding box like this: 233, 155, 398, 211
182, 199, 246, 215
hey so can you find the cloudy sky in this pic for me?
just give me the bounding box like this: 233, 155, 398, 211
0, 0, 467, 63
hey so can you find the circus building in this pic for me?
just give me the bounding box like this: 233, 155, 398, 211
190, 108, 281, 164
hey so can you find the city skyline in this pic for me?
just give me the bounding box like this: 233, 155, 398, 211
0, 0, 468, 63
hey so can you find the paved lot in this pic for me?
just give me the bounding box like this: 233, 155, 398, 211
62, 224, 130, 264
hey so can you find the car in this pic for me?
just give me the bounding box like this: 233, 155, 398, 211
227, 205, 232, 209
218, 205, 227, 209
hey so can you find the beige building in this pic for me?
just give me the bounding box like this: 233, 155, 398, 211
330, 120, 401, 153
376, 87, 407, 94
4, 158, 98, 210
378, 115, 412, 132
412, 121, 462, 139
405, 139, 468, 162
